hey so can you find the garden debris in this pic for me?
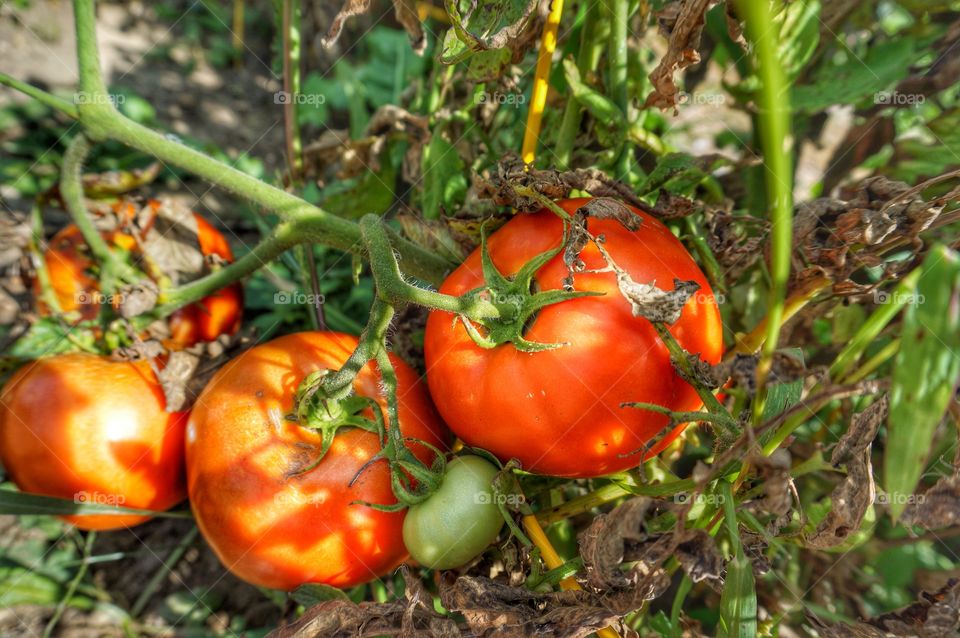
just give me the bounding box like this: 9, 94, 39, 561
707, 213, 767, 281
808, 579, 960, 637
300, 105, 429, 188
478, 154, 649, 213
746, 449, 795, 522
440, 574, 626, 638
618, 277, 700, 324
901, 444, 960, 531
578, 497, 722, 610
795, 176, 945, 293
137, 199, 206, 286
803, 398, 886, 549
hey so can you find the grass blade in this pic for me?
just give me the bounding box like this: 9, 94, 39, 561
885, 244, 960, 521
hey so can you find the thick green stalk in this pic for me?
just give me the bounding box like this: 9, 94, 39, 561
607, 0, 631, 180
360, 215, 500, 319
74, 0, 109, 99
735, 0, 793, 422
60, 134, 138, 291
554, 9, 602, 168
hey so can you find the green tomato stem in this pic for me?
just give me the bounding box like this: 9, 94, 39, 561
734, 0, 793, 422
60, 134, 140, 293
0, 73, 79, 119
68, 0, 451, 287
607, 0, 631, 180
554, 8, 603, 169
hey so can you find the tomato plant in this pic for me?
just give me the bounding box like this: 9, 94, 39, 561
185, 331, 449, 590
423, 198, 723, 478
38, 200, 242, 347
403, 455, 504, 570
0, 354, 188, 530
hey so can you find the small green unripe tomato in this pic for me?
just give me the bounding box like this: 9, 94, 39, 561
402, 455, 504, 570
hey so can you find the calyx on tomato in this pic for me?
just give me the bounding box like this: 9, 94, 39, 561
457, 227, 603, 353
289, 302, 447, 509
290, 369, 384, 474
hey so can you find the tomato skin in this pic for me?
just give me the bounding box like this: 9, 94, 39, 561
0, 354, 188, 530
423, 198, 724, 478
402, 455, 504, 570
39, 202, 243, 347
185, 331, 450, 591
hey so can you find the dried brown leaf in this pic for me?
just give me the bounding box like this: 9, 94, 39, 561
579, 498, 653, 590
617, 277, 700, 324
645, 0, 719, 111
137, 199, 204, 286
831, 395, 888, 466
439, 575, 624, 638
323, 0, 425, 54
902, 445, 960, 531
809, 579, 960, 638
804, 401, 883, 548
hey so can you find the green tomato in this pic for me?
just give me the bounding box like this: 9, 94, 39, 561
402, 455, 504, 570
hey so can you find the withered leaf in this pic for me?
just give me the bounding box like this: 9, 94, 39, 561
901, 473, 960, 531
156, 349, 201, 412
831, 395, 888, 466
323, 0, 425, 54
579, 497, 653, 590
270, 568, 461, 638
479, 154, 650, 214
576, 198, 642, 231
672, 530, 724, 584
902, 445, 960, 531
804, 449, 874, 549
439, 575, 623, 638
617, 277, 700, 324
645, 0, 719, 111
809, 579, 960, 638
746, 449, 795, 522
137, 200, 204, 286
117, 279, 159, 319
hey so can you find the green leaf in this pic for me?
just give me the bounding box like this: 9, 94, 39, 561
885, 245, 960, 521
888, 109, 960, 184
0, 560, 93, 608
562, 58, 624, 131
718, 482, 757, 638
760, 349, 804, 422
791, 38, 921, 113
0, 488, 191, 519
290, 583, 350, 607
317, 147, 399, 220
3, 317, 97, 363
420, 130, 467, 219
439, 0, 538, 65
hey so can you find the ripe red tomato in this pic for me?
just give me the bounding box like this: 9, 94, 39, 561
185, 331, 449, 590
39, 200, 243, 347
423, 198, 723, 478
0, 354, 188, 530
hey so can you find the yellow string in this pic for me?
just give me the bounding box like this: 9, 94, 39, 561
521, 0, 564, 164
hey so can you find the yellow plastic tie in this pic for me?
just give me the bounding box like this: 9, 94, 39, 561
521, 0, 564, 164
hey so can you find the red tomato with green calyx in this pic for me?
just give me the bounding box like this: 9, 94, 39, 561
185, 331, 450, 591
423, 198, 723, 478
